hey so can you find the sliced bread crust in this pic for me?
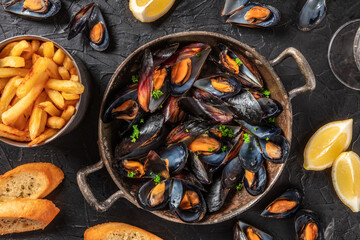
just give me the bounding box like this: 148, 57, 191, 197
0, 198, 60, 235
84, 222, 163, 240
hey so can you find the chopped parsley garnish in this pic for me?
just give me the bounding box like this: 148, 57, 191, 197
268, 117, 276, 123
204, 130, 209, 134
208, 147, 214, 152
261, 88, 271, 98
154, 174, 161, 185
185, 129, 189, 133
254, 127, 258, 131
243, 133, 250, 143
266, 137, 269, 141
235, 58, 242, 66
196, 53, 201, 60
221, 146, 227, 152
235, 183, 243, 191
127, 171, 135, 178
249, 147, 253, 151
256, 142, 260, 146
140, 118, 144, 123
130, 125, 139, 143
131, 74, 139, 83
152, 90, 164, 100
219, 125, 234, 137
159, 105, 163, 109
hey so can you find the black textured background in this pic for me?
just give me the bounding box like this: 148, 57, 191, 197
0, 0, 360, 239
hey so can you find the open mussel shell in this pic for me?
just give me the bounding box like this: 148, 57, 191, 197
238, 120, 281, 139
163, 96, 186, 123
189, 151, 213, 185
257, 97, 283, 119
159, 142, 188, 175
115, 113, 167, 159
166, 119, 214, 145
169, 178, 184, 211
225, 90, 262, 125
88, 4, 110, 51
259, 135, 289, 164
3, 0, 61, 20
149, 68, 170, 112
298, 0, 327, 32
68, 3, 95, 40
295, 209, 324, 240
175, 184, 207, 223
239, 135, 263, 173
193, 75, 241, 99
153, 43, 179, 67
137, 179, 171, 211
138, 49, 154, 112
261, 189, 302, 219
222, 0, 249, 16
191, 88, 225, 106
144, 151, 170, 179
173, 170, 206, 192
243, 164, 267, 196
227, 3, 281, 28
114, 159, 146, 179
206, 177, 229, 213
179, 97, 234, 124
221, 157, 244, 189
234, 220, 274, 240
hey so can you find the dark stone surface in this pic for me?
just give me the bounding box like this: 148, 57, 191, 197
0, 0, 359, 239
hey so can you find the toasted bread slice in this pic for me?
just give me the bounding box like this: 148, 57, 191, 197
84, 222, 163, 240
0, 163, 64, 202
0, 198, 59, 235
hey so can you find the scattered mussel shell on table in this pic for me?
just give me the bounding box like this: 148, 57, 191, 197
2, 0, 61, 19
67, 3, 109, 51
227, 3, 281, 28
261, 189, 302, 218
243, 164, 267, 196
295, 209, 324, 240
234, 220, 274, 240
298, 0, 327, 32
222, 0, 249, 16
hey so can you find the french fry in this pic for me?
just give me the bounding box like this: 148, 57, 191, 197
14, 78, 24, 88
69, 67, 77, 75
0, 123, 28, 137
10, 40, 31, 57
70, 74, 79, 82
32, 53, 41, 65
0, 130, 30, 142
0, 68, 28, 78
58, 66, 70, 80
13, 101, 33, 130
61, 105, 76, 121
10, 96, 20, 106
24, 59, 32, 69
43, 42, 54, 58
63, 56, 74, 70
37, 43, 44, 56
31, 40, 40, 52
28, 128, 58, 146
0, 76, 21, 117
21, 51, 33, 60
46, 116, 65, 129
0, 42, 18, 58
29, 91, 48, 140
46, 88, 65, 109
46, 79, 84, 94
44, 57, 61, 79
16, 57, 48, 98
61, 92, 80, 100
65, 100, 78, 107
53, 49, 65, 65
0, 78, 9, 91
38, 101, 61, 116
2, 75, 47, 126
0, 56, 25, 68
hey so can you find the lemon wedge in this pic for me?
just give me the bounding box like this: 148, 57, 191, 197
129, 0, 175, 23
303, 119, 353, 170
332, 151, 360, 212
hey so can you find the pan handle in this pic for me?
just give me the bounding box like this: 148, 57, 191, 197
269, 47, 316, 100
77, 161, 124, 212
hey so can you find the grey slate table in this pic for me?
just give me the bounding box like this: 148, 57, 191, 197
0, 0, 360, 239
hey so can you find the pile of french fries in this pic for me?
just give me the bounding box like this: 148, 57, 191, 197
0, 39, 85, 146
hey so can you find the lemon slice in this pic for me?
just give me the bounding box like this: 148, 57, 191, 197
303, 119, 353, 170
129, 0, 175, 22
332, 151, 360, 212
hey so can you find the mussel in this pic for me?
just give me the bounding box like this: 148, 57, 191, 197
137, 49, 154, 112
234, 220, 274, 240
243, 164, 267, 196
163, 96, 186, 123
227, 3, 281, 28
193, 75, 241, 99
238, 120, 281, 139
259, 135, 290, 164
298, 0, 327, 32
191, 88, 225, 106
159, 143, 188, 175
206, 177, 229, 213
137, 179, 171, 210
261, 189, 302, 219
189, 151, 213, 185
169, 178, 184, 211
115, 159, 146, 179
2, 0, 61, 19
153, 43, 179, 67
221, 157, 244, 189
257, 97, 283, 119
239, 134, 263, 172
295, 209, 324, 240
222, 0, 249, 16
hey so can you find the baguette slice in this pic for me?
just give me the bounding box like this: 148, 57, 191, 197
0, 198, 59, 235
84, 222, 163, 240
0, 163, 64, 202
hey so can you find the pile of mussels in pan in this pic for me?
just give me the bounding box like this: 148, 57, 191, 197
102, 42, 290, 223
2, 0, 61, 19
222, 0, 280, 28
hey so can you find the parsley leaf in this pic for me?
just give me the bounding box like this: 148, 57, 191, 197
254, 127, 258, 131
221, 146, 227, 152
266, 137, 269, 141
268, 117, 276, 123
235, 58, 242, 66
249, 147, 253, 151
185, 129, 189, 133
132, 74, 139, 83
127, 171, 135, 178
153, 174, 161, 185
204, 130, 209, 134
219, 125, 234, 138
152, 90, 164, 100
235, 183, 243, 191
243, 133, 250, 143
196, 53, 201, 60
130, 125, 139, 143
140, 118, 144, 123
261, 88, 271, 98
208, 147, 214, 152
